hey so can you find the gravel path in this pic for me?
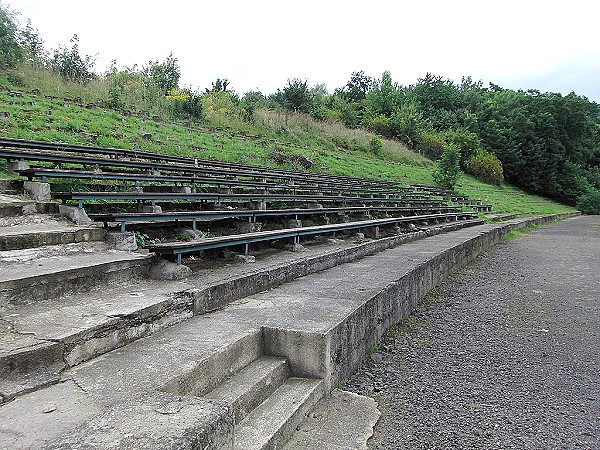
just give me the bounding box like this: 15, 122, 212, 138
345, 216, 600, 449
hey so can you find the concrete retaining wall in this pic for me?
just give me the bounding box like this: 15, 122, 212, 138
192, 219, 484, 314
264, 213, 579, 389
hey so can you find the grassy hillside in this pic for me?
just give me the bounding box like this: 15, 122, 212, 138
0, 82, 575, 216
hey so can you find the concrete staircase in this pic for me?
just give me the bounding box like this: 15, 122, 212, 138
0, 181, 505, 449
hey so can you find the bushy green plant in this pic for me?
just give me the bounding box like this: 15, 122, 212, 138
389, 101, 426, 146
464, 149, 504, 185
51, 34, 95, 83
0, 3, 22, 69
433, 144, 461, 189
166, 88, 204, 120
142, 52, 180, 94
368, 134, 383, 153
442, 128, 482, 163
576, 189, 600, 214
363, 114, 390, 136
414, 131, 446, 159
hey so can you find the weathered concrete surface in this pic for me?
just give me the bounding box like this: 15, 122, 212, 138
104, 230, 137, 251
23, 181, 51, 201
149, 257, 193, 280
0, 316, 261, 448
42, 392, 234, 450
0, 216, 105, 251
203, 356, 290, 424
58, 205, 93, 225
233, 377, 325, 450
0, 242, 153, 305
283, 389, 380, 450
0, 213, 578, 448
0, 194, 57, 217
211, 213, 579, 389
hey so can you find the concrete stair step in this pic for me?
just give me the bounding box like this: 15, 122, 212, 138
0, 242, 154, 306
0, 315, 264, 449
204, 356, 290, 424
0, 278, 194, 403
233, 377, 325, 450
0, 221, 105, 251
0, 179, 24, 195
0, 194, 57, 218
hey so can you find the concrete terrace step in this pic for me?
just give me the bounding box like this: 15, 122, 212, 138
0, 242, 154, 305
0, 315, 263, 449
233, 377, 325, 450
0, 218, 484, 404
0, 221, 470, 403
0, 219, 105, 251
204, 356, 290, 424
0, 194, 57, 217
0, 278, 194, 403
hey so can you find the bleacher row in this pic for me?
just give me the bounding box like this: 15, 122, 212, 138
0, 136, 491, 264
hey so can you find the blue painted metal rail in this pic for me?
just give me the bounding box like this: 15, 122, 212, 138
147, 212, 477, 264
89, 205, 463, 232
52, 191, 446, 209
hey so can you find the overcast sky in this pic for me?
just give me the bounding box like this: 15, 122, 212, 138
7, 0, 600, 102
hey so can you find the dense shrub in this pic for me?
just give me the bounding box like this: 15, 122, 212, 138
368, 134, 383, 153
576, 189, 600, 214
363, 114, 391, 136
433, 144, 461, 189
442, 128, 482, 163
389, 102, 426, 146
51, 35, 95, 83
464, 150, 504, 185
165, 88, 204, 120
413, 131, 446, 160
0, 4, 22, 69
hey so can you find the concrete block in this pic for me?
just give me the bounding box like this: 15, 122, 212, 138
171, 186, 192, 194
149, 258, 191, 280
222, 250, 255, 263
247, 201, 267, 211
105, 231, 138, 251
141, 204, 162, 213
174, 228, 204, 241
235, 221, 263, 234
58, 205, 93, 225
363, 226, 380, 239
6, 160, 30, 175
23, 181, 51, 201
301, 203, 323, 209
315, 216, 330, 226
285, 219, 303, 228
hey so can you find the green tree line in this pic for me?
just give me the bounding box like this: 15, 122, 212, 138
1, 3, 599, 212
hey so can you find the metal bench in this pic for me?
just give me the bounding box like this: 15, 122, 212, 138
52, 191, 447, 210
89, 205, 464, 232
147, 212, 477, 264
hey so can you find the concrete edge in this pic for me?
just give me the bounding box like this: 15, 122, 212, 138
191, 218, 485, 314
263, 212, 578, 389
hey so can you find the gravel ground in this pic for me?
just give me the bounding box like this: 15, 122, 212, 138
345, 216, 600, 449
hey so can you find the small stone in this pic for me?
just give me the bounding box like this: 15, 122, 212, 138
370, 352, 384, 363
154, 401, 183, 415
43, 402, 57, 413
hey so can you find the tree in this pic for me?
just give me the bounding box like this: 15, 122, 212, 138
143, 52, 180, 94
51, 34, 96, 83
0, 3, 22, 69
206, 78, 230, 93
433, 144, 461, 189
19, 19, 45, 63
281, 78, 312, 113
342, 70, 373, 102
